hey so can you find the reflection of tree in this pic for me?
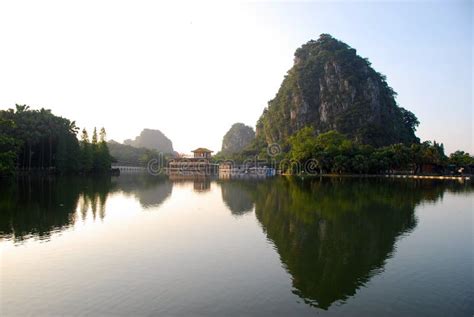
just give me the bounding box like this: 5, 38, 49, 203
219, 180, 256, 216
0, 175, 174, 243
111, 174, 173, 208
0, 176, 112, 243
253, 177, 473, 310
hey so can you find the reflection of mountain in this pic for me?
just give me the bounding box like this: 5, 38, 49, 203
252, 177, 472, 310
111, 174, 173, 208
219, 180, 256, 216
0, 177, 112, 243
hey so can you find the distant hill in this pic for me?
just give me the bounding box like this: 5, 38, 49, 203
107, 140, 152, 166
124, 129, 174, 154
256, 34, 419, 147
221, 123, 255, 155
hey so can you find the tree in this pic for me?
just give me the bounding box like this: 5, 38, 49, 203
410, 141, 447, 174
288, 127, 317, 163
0, 105, 83, 173
80, 129, 93, 173
0, 105, 114, 175
351, 154, 369, 174
315, 130, 347, 149
449, 151, 474, 167
91, 127, 98, 145
56, 132, 80, 174
400, 107, 419, 133
96, 127, 112, 172
0, 118, 18, 176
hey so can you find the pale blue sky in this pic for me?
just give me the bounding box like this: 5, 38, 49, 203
0, 1, 471, 154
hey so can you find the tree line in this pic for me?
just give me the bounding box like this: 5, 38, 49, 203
217, 127, 473, 176
0, 105, 113, 176
284, 127, 473, 175
107, 140, 171, 167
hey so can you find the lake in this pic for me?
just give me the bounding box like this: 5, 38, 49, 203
1, 175, 473, 316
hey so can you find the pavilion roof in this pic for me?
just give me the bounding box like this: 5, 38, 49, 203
192, 148, 213, 153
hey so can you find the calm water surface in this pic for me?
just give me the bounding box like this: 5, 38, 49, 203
1, 175, 473, 316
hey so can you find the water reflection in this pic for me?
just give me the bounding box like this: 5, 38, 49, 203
251, 177, 473, 309
0, 176, 112, 243
0, 175, 472, 313
168, 176, 212, 193
219, 180, 256, 216
193, 178, 211, 192
0, 175, 172, 243
111, 174, 172, 208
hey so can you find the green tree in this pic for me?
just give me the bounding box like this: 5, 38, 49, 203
351, 154, 369, 174
288, 127, 317, 163
96, 127, 112, 172
80, 129, 93, 173
0, 105, 114, 175
314, 131, 350, 174
315, 130, 347, 149
0, 105, 83, 173
449, 151, 473, 167
91, 127, 98, 145
0, 118, 18, 176
400, 107, 420, 134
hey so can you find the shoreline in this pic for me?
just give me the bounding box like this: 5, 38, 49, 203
283, 173, 471, 181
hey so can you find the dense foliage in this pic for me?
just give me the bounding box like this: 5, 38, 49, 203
0, 105, 112, 176
0, 118, 17, 175
79, 127, 114, 174
448, 151, 474, 168
257, 34, 419, 147
108, 140, 172, 167
286, 128, 472, 175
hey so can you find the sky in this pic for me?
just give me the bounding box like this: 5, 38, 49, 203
0, 0, 472, 154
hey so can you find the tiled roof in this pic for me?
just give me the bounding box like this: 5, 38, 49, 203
192, 148, 213, 153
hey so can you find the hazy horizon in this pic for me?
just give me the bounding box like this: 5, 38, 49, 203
1, 1, 472, 155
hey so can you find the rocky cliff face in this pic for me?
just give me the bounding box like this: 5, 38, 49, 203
221, 123, 255, 154
124, 129, 174, 153
257, 34, 419, 147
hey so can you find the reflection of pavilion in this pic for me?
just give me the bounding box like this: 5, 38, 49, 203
193, 178, 211, 192
168, 174, 212, 193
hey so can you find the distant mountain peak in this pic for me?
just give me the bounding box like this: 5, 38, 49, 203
257, 34, 419, 147
124, 128, 174, 153
221, 123, 255, 154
